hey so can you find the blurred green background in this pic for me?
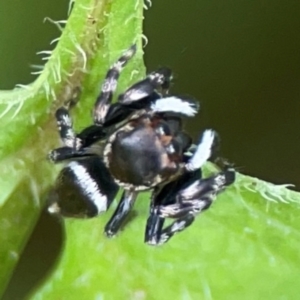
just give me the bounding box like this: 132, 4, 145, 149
1, 0, 300, 298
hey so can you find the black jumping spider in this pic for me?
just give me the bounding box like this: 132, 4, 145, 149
48, 45, 235, 245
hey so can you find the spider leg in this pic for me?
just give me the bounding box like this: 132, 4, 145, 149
144, 170, 199, 245
104, 190, 138, 237
184, 129, 218, 171
151, 214, 195, 245
50, 107, 107, 163
118, 65, 199, 118
55, 107, 78, 148
145, 168, 235, 245
145, 213, 165, 245
50, 107, 87, 163
150, 96, 200, 117
93, 45, 137, 125
49, 146, 96, 163
77, 124, 108, 147
97, 102, 136, 127
102, 94, 199, 128
118, 67, 172, 104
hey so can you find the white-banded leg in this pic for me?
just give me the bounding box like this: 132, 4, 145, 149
55, 107, 79, 148
184, 129, 218, 171
150, 96, 200, 117
104, 190, 138, 237
118, 67, 173, 104
49, 107, 85, 163
50, 108, 106, 163
49, 146, 95, 163
144, 170, 199, 245
145, 168, 235, 245
93, 45, 137, 125
145, 130, 234, 245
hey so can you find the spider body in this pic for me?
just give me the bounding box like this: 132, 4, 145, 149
104, 113, 188, 190
48, 45, 235, 245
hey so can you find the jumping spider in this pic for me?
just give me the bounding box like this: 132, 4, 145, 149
48, 45, 235, 245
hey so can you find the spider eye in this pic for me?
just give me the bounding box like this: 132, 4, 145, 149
165, 140, 181, 155
155, 121, 171, 136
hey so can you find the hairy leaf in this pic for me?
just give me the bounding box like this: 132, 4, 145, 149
31, 171, 300, 299
0, 0, 145, 296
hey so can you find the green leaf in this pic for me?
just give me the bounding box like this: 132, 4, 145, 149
2, 0, 300, 299
30, 169, 300, 299
0, 0, 145, 296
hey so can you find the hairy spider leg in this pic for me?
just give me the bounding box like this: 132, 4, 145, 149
104, 190, 138, 237
116, 59, 201, 119
49, 107, 107, 163
93, 44, 137, 125
144, 170, 199, 245
144, 129, 220, 245
55, 107, 77, 148
48, 146, 94, 163
150, 96, 200, 117
51, 45, 139, 162
49, 107, 86, 163
118, 67, 173, 104
185, 129, 217, 171
100, 93, 200, 131
145, 168, 235, 245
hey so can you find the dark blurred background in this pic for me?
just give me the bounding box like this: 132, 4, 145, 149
1, 0, 300, 298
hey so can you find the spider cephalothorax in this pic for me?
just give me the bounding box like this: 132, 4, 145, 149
48, 45, 235, 245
